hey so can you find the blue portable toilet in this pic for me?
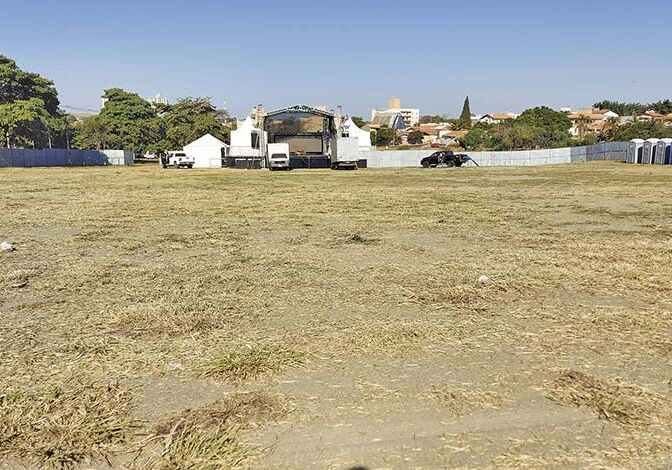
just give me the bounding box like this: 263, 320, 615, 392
655, 138, 672, 164
641, 138, 659, 164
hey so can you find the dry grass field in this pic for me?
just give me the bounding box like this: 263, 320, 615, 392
1, 162, 672, 469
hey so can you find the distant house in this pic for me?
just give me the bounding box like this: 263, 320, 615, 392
567, 108, 619, 138
618, 116, 635, 125
438, 130, 468, 146
568, 109, 619, 121
637, 110, 665, 121
408, 123, 458, 145
478, 113, 518, 124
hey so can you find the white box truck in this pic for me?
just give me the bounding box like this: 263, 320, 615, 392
331, 137, 360, 170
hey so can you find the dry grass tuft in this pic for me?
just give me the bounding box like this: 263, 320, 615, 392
203, 345, 305, 382
0, 381, 141, 468
428, 384, 504, 416
139, 392, 287, 470
0, 269, 32, 287
343, 232, 379, 245
110, 299, 238, 338
547, 370, 669, 426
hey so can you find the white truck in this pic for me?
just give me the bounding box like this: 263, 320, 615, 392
160, 151, 195, 169
267, 143, 290, 171
330, 137, 360, 170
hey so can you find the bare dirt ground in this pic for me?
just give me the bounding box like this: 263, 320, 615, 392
1, 162, 671, 469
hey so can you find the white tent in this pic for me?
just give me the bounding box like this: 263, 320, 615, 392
343, 117, 372, 150
230, 116, 265, 157
183, 133, 229, 168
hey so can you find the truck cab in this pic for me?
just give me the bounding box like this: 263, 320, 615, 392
267, 143, 290, 170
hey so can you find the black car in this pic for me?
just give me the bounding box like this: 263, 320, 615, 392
420, 151, 476, 168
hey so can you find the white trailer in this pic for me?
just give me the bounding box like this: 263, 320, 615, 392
331, 136, 361, 170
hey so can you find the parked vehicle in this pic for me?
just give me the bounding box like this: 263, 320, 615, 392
420, 151, 478, 168
267, 143, 291, 170
160, 151, 195, 169
330, 137, 360, 170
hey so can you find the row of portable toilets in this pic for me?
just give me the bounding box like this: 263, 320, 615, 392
627, 138, 672, 164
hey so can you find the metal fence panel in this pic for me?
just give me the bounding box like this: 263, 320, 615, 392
0, 148, 132, 167
0, 149, 9, 166
364, 144, 627, 168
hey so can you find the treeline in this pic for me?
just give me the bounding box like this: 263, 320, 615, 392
460, 107, 573, 151
0, 54, 232, 154
596, 120, 672, 142
74, 90, 232, 154
460, 105, 672, 151
0, 55, 68, 148
593, 100, 672, 116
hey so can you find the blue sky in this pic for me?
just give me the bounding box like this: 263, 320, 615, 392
2, 0, 671, 117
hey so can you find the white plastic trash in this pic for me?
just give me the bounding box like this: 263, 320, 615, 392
0, 241, 15, 252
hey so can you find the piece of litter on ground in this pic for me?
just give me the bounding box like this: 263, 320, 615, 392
477, 275, 491, 284
0, 241, 16, 252
10, 282, 27, 289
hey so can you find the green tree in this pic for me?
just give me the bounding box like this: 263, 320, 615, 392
420, 114, 449, 124
460, 124, 495, 150
593, 100, 645, 117
592, 99, 672, 116
96, 88, 163, 154
73, 115, 110, 149
460, 107, 572, 151
513, 106, 571, 149
351, 116, 367, 128
650, 99, 672, 115
611, 120, 672, 141
575, 134, 598, 146
407, 130, 424, 145
457, 96, 472, 129
375, 126, 396, 146
0, 55, 64, 147
159, 97, 230, 151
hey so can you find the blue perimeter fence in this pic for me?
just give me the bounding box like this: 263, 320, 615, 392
0, 149, 127, 167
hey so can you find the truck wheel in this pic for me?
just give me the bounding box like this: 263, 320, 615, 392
187, 164, 193, 169
446, 161, 455, 168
